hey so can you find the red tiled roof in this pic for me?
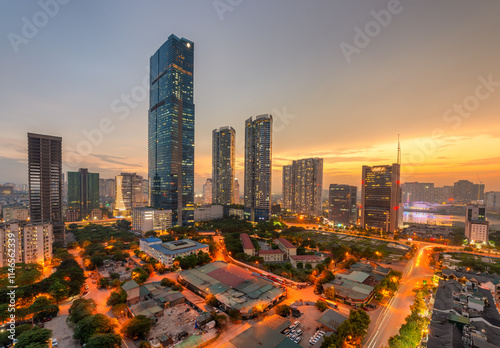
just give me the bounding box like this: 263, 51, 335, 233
240, 233, 254, 250
277, 237, 296, 249
290, 255, 320, 261
207, 265, 252, 288
259, 250, 283, 255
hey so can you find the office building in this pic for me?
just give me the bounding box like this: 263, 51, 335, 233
99, 178, 116, 199
67, 168, 99, 220
360, 164, 402, 233
0, 222, 53, 267
2, 206, 29, 222
27, 133, 65, 244
212, 127, 235, 205
244, 114, 273, 222
140, 238, 208, 268
282, 158, 323, 216
114, 173, 144, 217
132, 207, 172, 233
148, 34, 195, 227
203, 178, 212, 204
328, 184, 357, 226
233, 178, 240, 205
453, 180, 485, 204
402, 182, 434, 204
194, 205, 223, 222
465, 204, 489, 243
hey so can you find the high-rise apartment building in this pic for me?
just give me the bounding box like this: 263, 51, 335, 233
148, 34, 195, 227
465, 204, 489, 243
282, 158, 323, 216
212, 127, 235, 205
434, 185, 454, 203
132, 207, 172, 233
402, 182, 434, 204
233, 178, 240, 205
244, 114, 272, 222
0, 222, 53, 267
328, 184, 357, 226
27, 133, 64, 244
114, 173, 144, 217
453, 180, 485, 204
282, 165, 293, 211
67, 168, 99, 220
99, 178, 116, 200
203, 179, 212, 204
2, 206, 29, 222
361, 164, 402, 233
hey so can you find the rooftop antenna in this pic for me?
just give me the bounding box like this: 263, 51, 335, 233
397, 134, 401, 165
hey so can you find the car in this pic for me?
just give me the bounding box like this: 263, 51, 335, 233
84, 285, 89, 290
283, 329, 290, 335
294, 321, 300, 326
318, 331, 325, 335
294, 336, 302, 344
92, 279, 96, 284
52, 338, 58, 346
296, 329, 303, 335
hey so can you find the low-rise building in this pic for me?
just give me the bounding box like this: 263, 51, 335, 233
224, 322, 301, 348
258, 249, 284, 262
140, 238, 209, 268
317, 308, 348, 332
2, 206, 29, 222
194, 205, 223, 222
289, 254, 321, 268
240, 233, 255, 256
133, 207, 172, 233
275, 237, 297, 258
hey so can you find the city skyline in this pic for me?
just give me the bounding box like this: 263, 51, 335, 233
1, 1, 500, 192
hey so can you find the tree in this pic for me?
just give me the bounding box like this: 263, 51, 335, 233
90, 255, 104, 268
16, 327, 52, 348
49, 279, 69, 303
315, 300, 328, 312
205, 294, 218, 307
275, 304, 291, 317
121, 315, 152, 340
139, 341, 152, 348
111, 303, 129, 318
142, 263, 154, 275
107, 289, 127, 306
161, 278, 176, 287
131, 267, 149, 284
228, 309, 242, 322
296, 262, 304, 269
305, 263, 312, 270
85, 333, 121, 348
98, 277, 110, 288
324, 286, 335, 301
69, 298, 96, 324
73, 314, 118, 344
213, 313, 227, 328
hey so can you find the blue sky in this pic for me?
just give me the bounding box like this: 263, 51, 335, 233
1, 0, 500, 191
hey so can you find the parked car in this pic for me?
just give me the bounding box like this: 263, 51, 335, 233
52, 338, 58, 346
294, 336, 302, 344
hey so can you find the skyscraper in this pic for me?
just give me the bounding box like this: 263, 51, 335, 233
282, 158, 323, 216
282, 165, 293, 211
233, 178, 240, 205
203, 178, 212, 204
68, 168, 99, 220
114, 173, 144, 217
244, 114, 273, 222
212, 126, 235, 205
329, 184, 357, 226
360, 164, 402, 233
28, 133, 64, 244
148, 34, 194, 226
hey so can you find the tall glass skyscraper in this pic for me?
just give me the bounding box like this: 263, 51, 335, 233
244, 114, 273, 222
212, 126, 235, 205
148, 34, 194, 226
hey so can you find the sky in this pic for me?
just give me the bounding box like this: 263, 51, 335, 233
1, 0, 500, 193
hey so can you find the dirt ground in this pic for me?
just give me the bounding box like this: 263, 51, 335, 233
149, 303, 200, 343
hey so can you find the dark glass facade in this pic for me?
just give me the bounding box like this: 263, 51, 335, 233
212, 127, 235, 205
68, 168, 99, 220
360, 164, 402, 233
328, 184, 357, 226
28, 132, 65, 243
148, 34, 194, 226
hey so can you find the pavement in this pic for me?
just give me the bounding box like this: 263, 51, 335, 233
44, 315, 80, 348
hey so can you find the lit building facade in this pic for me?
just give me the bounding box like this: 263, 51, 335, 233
132, 207, 172, 233
203, 178, 212, 204
2, 206, 29, 222
453, 180, 485, 204
148, 34, 195, 227
0, 222, 53, 267
233, 178, 240, 205
360, 164, 402, 233
402, 182, 434, 204
282, 158, 323, 216
212, 126, 235, 205
465, 204, 489, 243
244, 114, 273, 222
328, 184, 357, 226
114, 173, 144, 217
67, 168, 99, 220
28, 133, 65, 244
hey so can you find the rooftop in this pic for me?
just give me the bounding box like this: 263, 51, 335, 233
317, 309, 348, 332
122, 280, 140, 291
277, 238, 296, 249
240, 233, 255, 250
141, 237, 162, 243
150, 239, 208, 256
225, 322, 300, 348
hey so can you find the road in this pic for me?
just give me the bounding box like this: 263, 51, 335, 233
363, 244, 434, 348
